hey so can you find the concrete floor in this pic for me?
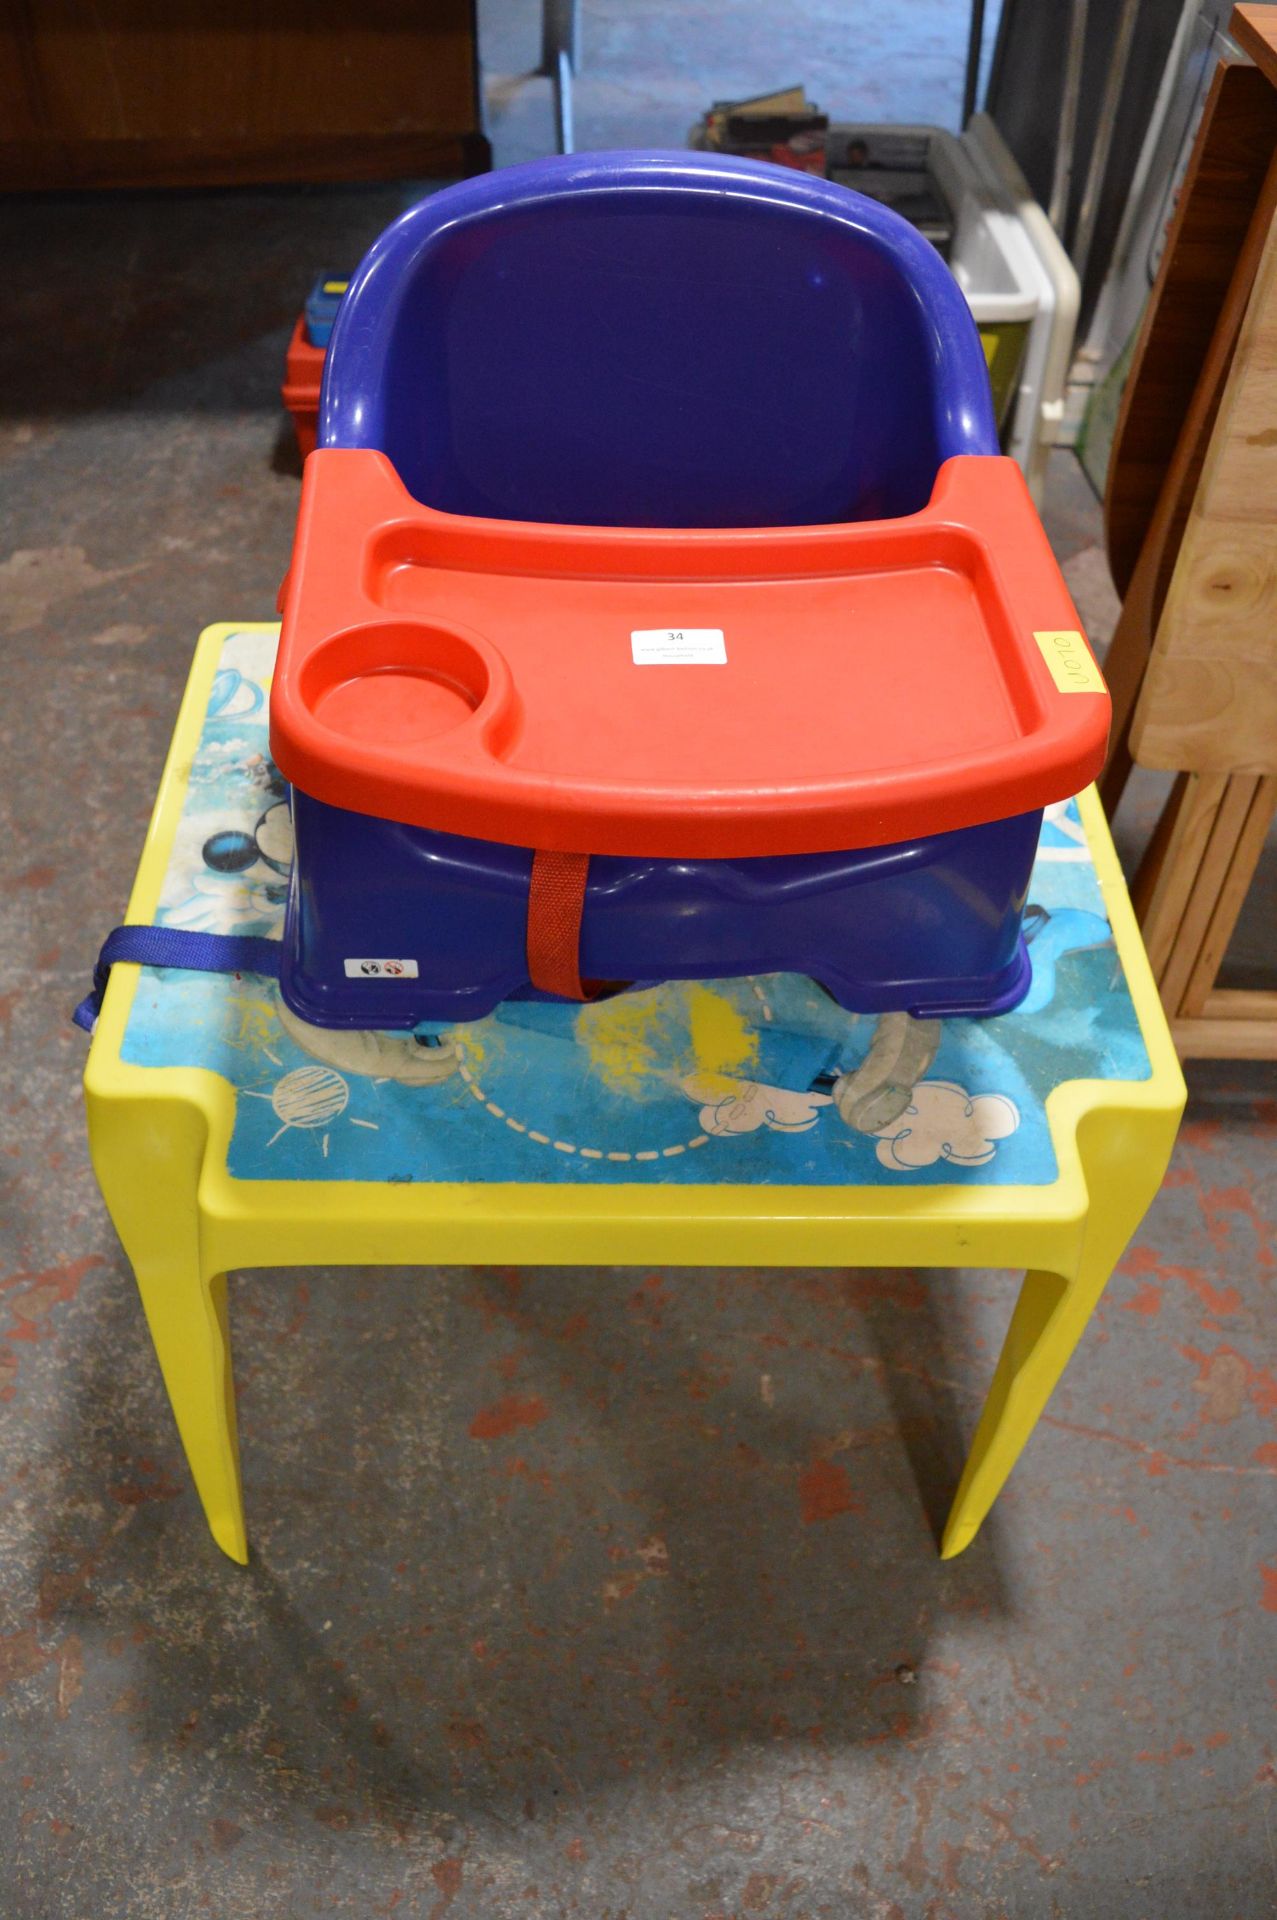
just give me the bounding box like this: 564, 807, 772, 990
482, 0, 995, 166
2, 6, 1276, 1916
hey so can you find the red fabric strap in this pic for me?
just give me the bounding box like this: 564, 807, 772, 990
527, 849, 593, 1000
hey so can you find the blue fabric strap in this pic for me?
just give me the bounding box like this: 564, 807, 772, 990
73, 925, 282, 1034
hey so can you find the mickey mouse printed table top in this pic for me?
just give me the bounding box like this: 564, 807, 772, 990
83, 626, 1185, 1565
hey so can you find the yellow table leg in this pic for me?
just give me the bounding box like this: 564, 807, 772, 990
941, 1100, 1182, 1557
84, 1078, 248, 1564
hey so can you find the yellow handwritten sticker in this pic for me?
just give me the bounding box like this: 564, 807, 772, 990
322, 280, 349, 295
1033, 629, 1105, 694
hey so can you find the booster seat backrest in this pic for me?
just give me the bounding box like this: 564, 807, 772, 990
320, 149, 997, 529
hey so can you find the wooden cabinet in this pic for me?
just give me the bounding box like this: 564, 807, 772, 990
1103, 4, 1277, 1061
0, 1, 488, 189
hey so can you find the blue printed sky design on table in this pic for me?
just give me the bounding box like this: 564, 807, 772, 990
120, 629, 1151, 1187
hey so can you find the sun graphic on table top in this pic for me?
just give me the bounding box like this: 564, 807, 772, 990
242, 1063, 380, 1157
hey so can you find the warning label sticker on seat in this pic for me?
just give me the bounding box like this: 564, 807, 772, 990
343, 958, 420, 979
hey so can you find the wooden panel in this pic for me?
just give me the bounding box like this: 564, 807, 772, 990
1105, 60, 1277, 598
0, 130, 489, 190
1173, 1009, 1277, 1057
0, 0, 485, 189
1232, 4, 1277, 90
1181, 773, 1277, 1011
1101, 141, 1277, 815
1202, 985, 1277, 1015
1131, 199, 1277, 772
1157, 774, 1258, 1013
1132, 772, 1229, 977
1127, 772, 1190, 917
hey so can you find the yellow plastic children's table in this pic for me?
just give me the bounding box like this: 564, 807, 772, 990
84, 626, 1185, 1565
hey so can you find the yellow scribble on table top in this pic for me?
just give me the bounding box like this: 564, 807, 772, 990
685, 983, 759, 1082
226, 990, 279, 1054
577, 990, 675, 1095
453, 1019, 493, 1070
578, 982, 761, 1098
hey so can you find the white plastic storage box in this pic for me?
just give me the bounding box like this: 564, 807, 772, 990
828, 119, 1078, 504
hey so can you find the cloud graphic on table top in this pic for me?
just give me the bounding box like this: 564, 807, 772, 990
681, 1073, 832, 1136
871, 1080, 1020, 1171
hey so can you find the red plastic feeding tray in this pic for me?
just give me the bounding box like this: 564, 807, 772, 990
272, 449, 1109, 861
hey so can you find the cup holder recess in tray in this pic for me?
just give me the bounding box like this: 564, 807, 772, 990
299, 621, 514, 752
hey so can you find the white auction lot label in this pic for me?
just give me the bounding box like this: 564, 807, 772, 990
630, 627, 726, 665
343, 958, 420, 979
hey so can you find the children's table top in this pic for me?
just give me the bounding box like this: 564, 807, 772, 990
88, 625, 1183, 1270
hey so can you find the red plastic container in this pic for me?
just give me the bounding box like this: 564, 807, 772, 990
281, 316, 324, 460
273, 447, 1110, 861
